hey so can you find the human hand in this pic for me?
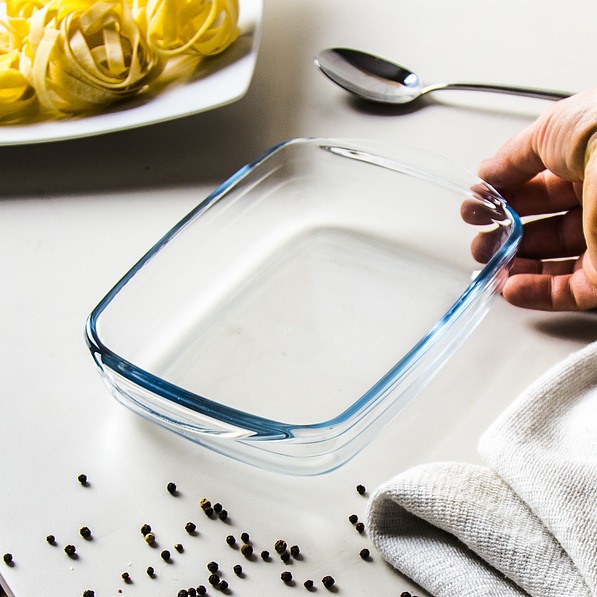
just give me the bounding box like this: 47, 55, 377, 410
478, 89, 597, 311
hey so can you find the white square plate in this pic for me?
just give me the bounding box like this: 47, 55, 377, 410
0, 0, 263, 145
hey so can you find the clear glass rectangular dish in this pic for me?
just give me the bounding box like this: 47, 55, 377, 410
85, 138, 522, 475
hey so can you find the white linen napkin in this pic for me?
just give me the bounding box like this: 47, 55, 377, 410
366, 340, 597, 597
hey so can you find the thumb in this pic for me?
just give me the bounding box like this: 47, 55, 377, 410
582, 137, 597, 286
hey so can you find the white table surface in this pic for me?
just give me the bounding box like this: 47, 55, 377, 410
1, 1, 597, 596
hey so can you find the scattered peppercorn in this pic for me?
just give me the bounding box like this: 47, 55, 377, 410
167, 482, 177, 495
240, 543, 253, 558
322, 575, 335, 589
121, 572, 131, 583
188, 589, 197, 597
348, 514, 358, 524
203, 507, 214, 517
80, 526, 92, 539
218, 580, 229, 591
77, 474, 88, 486
207, 561, 219, 573
218, 509, 228, 521
83, 591, 95, 597
145, 532, 156, 545
197, 586, 206, 596
233, 564, 243, 576
185, 521, 196, 534
360, 548, 370, 559
208, 573, 220, 586
281, 571, 292, 583
240, 532, 250, 543
274, 539, 287, 554
290, 545, 300, 558
356, 484, 366, 495
177, 590, 188, 597
200, 498, 211, 510
304, 579, 314, 590
141, 523, 152, 535
64, 545, 76, 557
3, 553, 13, 565
213, 503, 223, 513
175, 543, 184, 553
355, 522, 365, 533
260, 550, 270, 560
46, 534, 56, 545
400, 593, 412, 597
160, 549, 171, 561
280, 551, 290, 562
226, 534, 236, 547
146, 566, 155, 577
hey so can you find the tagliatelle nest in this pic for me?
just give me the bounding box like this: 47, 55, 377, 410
0, 0, 239, 122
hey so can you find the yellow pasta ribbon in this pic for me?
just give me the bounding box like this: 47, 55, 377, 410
0, 48, 36, 119
146, 0, 239, 57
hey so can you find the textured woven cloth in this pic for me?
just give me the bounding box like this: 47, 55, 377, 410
366, 341, 597, 597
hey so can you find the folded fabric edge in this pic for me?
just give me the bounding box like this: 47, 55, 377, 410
365, 463, 530, 597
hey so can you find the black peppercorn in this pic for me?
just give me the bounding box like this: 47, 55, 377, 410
281, 571, 292, 583
207, 561, 219, 573
400, 593, 412, 597
121, 572, 131, 583
203, 507, 214, 517
146, 566, 155, 577
274, 539, 287, 554
218, 509, 228, 521
64, 544, 76, 557
167, 482, 177, 495
360, 548, 370, 559
188, 588, 197, 597
185, 521, 196, 534
160, 549, 171, 561
348, 514, 358, 524
197, 585, 206, 596
233, 564, 243, 576
145, 532, 156, 545
80, 527, 92, 539
200, 498, 211, 510
226, 534, 236, 547
3, 553, 13, 565
77, 474, 88, 486
304, 579, 314, 589
175, 543, 184, 553
213, 502, 223, 513
218, 580, 229, 591
141, 523, 151, 535
290, 544, 300, 558
240, 532, 250, 543
240, 543, 253, 558
356, 522, 365, 533
280, 551, 290, 562
260, 550, 270, 560
356, 484, 366, 495
83, 591, 95, 597
46, 534, 56, 545
322, 575, 335, 589
177, 590, 188, 597
208, 573, 220, 586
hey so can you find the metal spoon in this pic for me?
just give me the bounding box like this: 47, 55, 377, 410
315, 48, 572, 105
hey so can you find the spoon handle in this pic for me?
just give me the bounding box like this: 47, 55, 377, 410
423, 82, 572, 101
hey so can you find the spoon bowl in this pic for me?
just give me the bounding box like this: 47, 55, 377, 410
315, 48, 572, 105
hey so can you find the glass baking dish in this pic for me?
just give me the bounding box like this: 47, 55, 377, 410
85, 138, 522, 475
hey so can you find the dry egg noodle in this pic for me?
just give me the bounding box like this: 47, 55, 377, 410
0, 0, 239, 122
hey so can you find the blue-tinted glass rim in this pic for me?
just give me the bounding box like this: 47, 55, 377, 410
85, 137, 523, 441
